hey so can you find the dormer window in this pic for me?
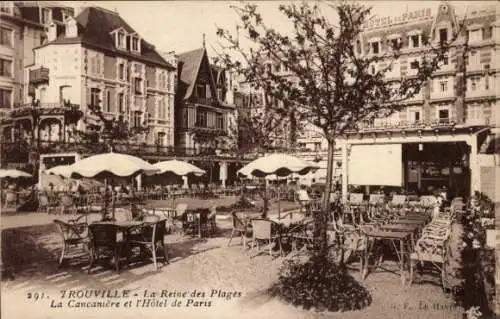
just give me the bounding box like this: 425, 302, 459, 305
116, 31, 126, 49
41, 8, 51, 24
131, 36, 139, 52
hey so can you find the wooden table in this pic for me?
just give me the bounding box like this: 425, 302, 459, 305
93, 220, 144, 228
392, 218, 427, 226
268, 213, 309, 227
380, 223, 420, 250
362, 230, 413, 286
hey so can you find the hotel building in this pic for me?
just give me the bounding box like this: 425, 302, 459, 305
1, 6, 177, 171
0, 2, 74, 145
338, 2, 499, 200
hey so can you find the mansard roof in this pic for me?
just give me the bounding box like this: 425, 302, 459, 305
43, 6, 175, 70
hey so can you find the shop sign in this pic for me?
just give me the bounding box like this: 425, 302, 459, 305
363, 8, 432, 30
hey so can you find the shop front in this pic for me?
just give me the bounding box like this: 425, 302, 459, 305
340, 126, 489, 200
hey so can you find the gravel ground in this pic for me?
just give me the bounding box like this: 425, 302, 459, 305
1, 202, 463, 319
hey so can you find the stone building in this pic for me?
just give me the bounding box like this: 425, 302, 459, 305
339, 2, 499, 199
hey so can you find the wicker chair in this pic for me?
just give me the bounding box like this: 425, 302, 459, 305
87, 223, 123, 273
128, 219, 168, 270
53, 219, 89, 267
114, 208, 133, 222
250, 219, 283, 257
200, 206, 217, 237
3, 191, 17, 209
59, 194, 76, 214
227, 212, 251, 247
38, 192, 51, 213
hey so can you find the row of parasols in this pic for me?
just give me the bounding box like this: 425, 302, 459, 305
1, 151, 319, 217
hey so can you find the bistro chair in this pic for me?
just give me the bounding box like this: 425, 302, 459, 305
114, 208, 133, 222
38, 192, 51, 213
59, 194, 76, 215
200, 206, 217, 237
349, 193, 364, 205
87, 223, 123, 274
296, 189, 312, 215
87, 193, 105, 214
86, 213, 103, 225
53, 219, 89, 267
183, 208, 209, 238
250, 219, 283, 257
287, 219, 315, 252
129, 219, 168, 271
3, 191, 17, 209
227, 212, 251, 248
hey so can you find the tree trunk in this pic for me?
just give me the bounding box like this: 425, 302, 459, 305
323, 138, 335, 211
314, 137, 335, 254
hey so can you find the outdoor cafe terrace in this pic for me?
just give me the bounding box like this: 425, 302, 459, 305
0, 152, 496, 318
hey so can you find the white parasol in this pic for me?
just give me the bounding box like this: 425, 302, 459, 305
56, 152, 158, 219
0, 169, 32, 210
0, 169, 32, 179
69, 153, 158, 178
238, 153, 319, 218
153, 160, 206, 176
153, 160, 206, 207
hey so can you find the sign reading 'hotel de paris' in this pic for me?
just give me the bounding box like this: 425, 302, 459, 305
363, 7, 433, 30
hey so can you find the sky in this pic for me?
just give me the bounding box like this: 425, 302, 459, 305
65, 1, 495, 57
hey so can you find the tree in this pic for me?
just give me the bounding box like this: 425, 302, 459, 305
217, 1, 461, 252
234, 89, 295, 153
71, 102, 149, 153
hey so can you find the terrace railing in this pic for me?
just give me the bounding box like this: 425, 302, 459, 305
1, 140, 257, 163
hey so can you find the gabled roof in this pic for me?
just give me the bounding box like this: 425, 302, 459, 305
42, 7, 174, 70
177, 47, 220, 101
177, 48, 205, 100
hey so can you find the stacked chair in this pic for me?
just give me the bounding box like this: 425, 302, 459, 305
409, 205, 455, 287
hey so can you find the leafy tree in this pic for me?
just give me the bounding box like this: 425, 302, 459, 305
71, 103, 149, 153
234, 90, 295, 153
217, 1, 462, 252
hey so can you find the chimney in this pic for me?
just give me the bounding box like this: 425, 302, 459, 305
47, 22, 57, 42
160, 51, 178, 68
73, 6, 84, 17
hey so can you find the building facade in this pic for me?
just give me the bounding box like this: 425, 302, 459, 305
1, 6, 176, 167
339, 2, 499, 199
175, 47, 235, 153
0, 2, 74, 130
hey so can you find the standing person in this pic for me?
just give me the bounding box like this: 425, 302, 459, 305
434, 190, 444, 219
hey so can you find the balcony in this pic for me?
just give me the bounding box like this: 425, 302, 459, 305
353, 118, 460, 133
9, 101, 80, 118
192, 97, 217, 106
464, 118, 489, 126
29, 67, 49, 85
0, 140, 253, 165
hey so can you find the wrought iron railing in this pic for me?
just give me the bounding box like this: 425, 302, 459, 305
1, 140, 257, 164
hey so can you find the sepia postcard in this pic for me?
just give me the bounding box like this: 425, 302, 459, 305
0, 1, 498, 318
